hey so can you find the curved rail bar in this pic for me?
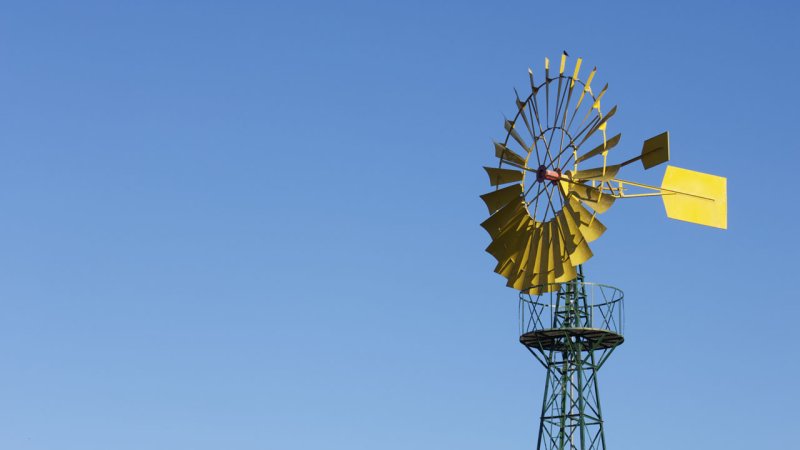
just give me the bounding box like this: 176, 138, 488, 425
519, 281, 624, 351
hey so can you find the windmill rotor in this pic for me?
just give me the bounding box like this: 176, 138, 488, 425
481, 53, 728, 294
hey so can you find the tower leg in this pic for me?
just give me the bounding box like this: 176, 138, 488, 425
533, 344, 607, 450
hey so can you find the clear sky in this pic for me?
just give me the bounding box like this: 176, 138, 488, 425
0, 1, 797, 449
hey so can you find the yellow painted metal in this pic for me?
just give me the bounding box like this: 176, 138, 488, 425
480, 199, 526, 238
490, 217, 532, 271
528, 222, 547, 278
592, 84, 608, 111
515, 91, 536, 138
569, 182, 615, 213
516, 96, 526, 112
551, 225, 573, 283
481, 59, 729, 295
505, 119, 529, 151
573, 67, 596, 112
542, 225, 558, 285
578, 105, 617, 148
508, 225, 535, 289
571, 58, 583, 88
609, 178, 712, 201
518, 224, 544, 290
557, 209, 593, 266
488, 233, 531, 279
564, 197, 606, 242
555, 260, 576, 283
585, 67, 596, 90
485, 221, 530, 261
641, 131, 670, 169
527, 284, 542, 295
661, 166, 727, 229
536, 222, 555, 282
497, 257, 516, 278
596, 105, 617, 129
494, 141, 527, 166
576, 133, 622, 163
508, 219, 543, 289
528, 68, 538, 96
484, 167, 523, 186
481, 184, 523, 214
572, 164, 621, 182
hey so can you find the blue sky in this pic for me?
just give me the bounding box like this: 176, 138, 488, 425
0, 1, 797, 449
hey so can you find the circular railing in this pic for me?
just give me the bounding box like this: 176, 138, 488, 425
519, 281, 624, 338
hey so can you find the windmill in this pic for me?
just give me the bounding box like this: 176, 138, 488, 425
480, 53, 727, 450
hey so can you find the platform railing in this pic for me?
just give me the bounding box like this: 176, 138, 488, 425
519, 281, 624, 338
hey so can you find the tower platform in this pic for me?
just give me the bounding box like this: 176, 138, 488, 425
520, 327, 623, 351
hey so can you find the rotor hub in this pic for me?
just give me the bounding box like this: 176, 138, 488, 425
536, 165, 561, 184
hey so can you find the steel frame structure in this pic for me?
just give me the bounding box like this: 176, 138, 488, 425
519, 270, 624, 450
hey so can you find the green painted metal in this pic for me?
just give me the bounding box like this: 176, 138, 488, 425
519, 268, 624, 450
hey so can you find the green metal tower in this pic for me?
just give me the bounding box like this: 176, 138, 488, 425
518, 269, 624, 450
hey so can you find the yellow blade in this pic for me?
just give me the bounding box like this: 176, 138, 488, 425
564, 197, 606, 242
528, 68, 537, 92
480, 199, 526, 238
594, 104, 617, 130
505, 219, 540, 289
515, 93, 535, 138
593, 84, 608, 110
496, 258, 516, 278
541, 221, 557, 284
534, 221, 554, 281
527, 253, 569, 292
509, 228, 536, 289
569, 182, 615, 213
484, 167, 523, 186
494, 141, 527, 166
526, 285, 548, 295
577, 105, 617, 148
570, 57, 583, 88
641, 131, 670, 169
480, 184, 523, 214
572, 164, 621, 182
534, 266, 556, 289
584, 67, 596, 91
559, 52, 567, 75
519, 224, 544, 291
494, 243, 519, 279
488, 209, 530, 245
528, 272, 552, 291
573, 67, 597, 111
576, 133, 622, 163
661, 166, 727, 229
555, 260, 577, 283
504, 120, 529, 151
557, 209, 593, 266
515, 96, 526, 113
550, 223, 576, 283
486, 216, 533, 263
503, 242, 529, 287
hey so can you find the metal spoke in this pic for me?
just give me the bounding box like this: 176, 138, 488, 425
530, 89, 550, 167
551, 114, 601, 170
550, 79, 569, 155
558, 77, 577, 168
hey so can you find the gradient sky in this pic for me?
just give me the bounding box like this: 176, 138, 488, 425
0, 1, 797, 449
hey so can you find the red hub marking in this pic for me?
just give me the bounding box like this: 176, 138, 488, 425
536, 165, 562, 184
